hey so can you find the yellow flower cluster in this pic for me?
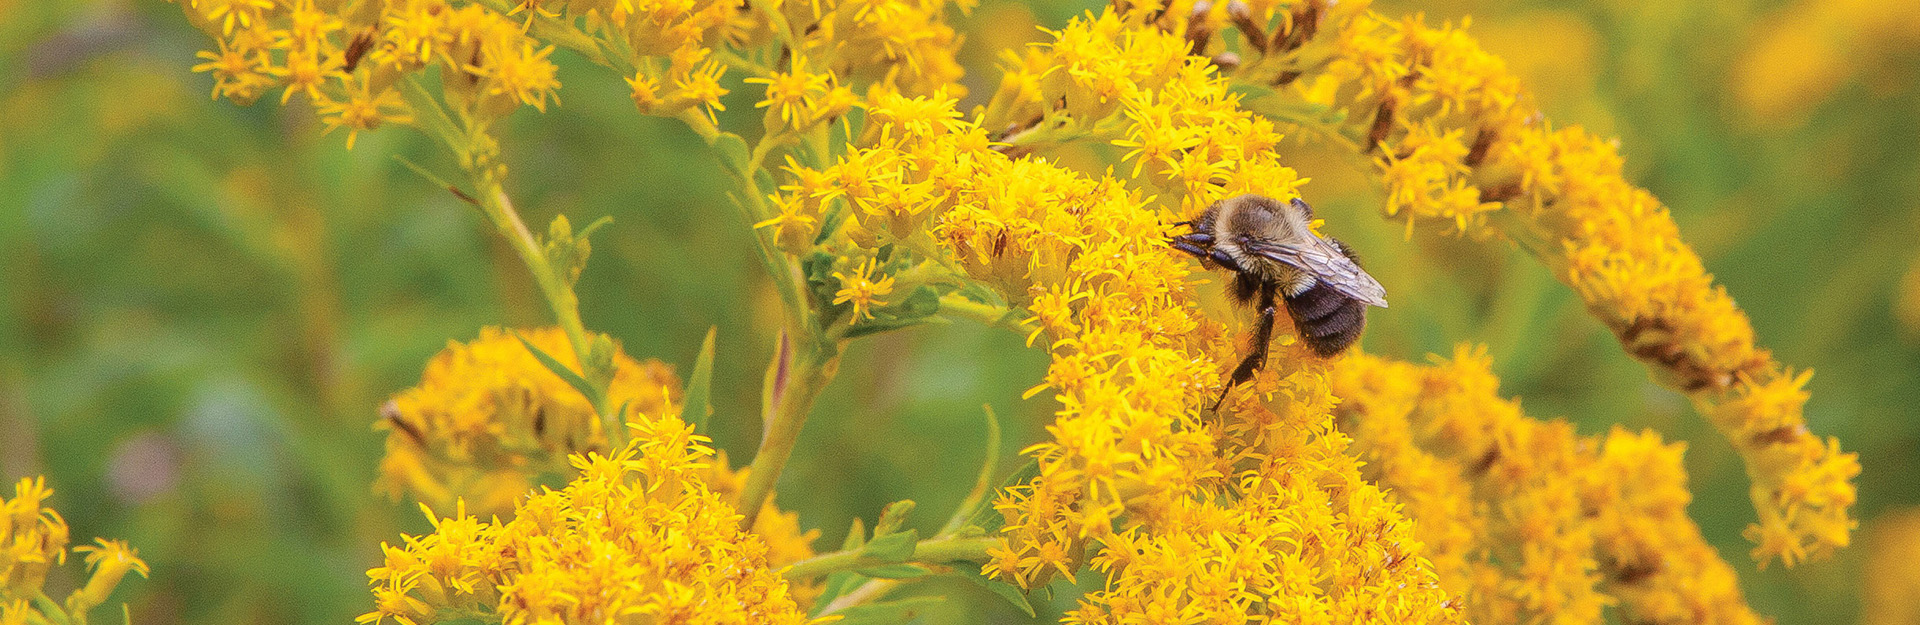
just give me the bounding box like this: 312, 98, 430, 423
372, 327, 824, 614
1172, 0, 1857, 566
376, 327, 681, 517
173, 0, 570, 147
1333, 347, 1765, 625
1, 477, 149, 624
763, 13, 1461, 621
702, 449, 825, 607
982, 12, 1308, 214
764, 0, 967, 98
556, 0, 742, 121
362, 417, 817, 625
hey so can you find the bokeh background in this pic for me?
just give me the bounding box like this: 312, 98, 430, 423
3, 0, 1918, 622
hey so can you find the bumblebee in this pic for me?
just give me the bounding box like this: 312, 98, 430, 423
1170, 194, 1388, 408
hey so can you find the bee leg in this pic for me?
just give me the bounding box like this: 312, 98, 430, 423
1175, 233, 1214, 245
1170, 240, 1211, 260
1209, 249, 1244, 273
1213, 285, 1278, 411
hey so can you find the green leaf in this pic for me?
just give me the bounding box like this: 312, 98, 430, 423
940, 405, 1002, 535
397, 76, 465, 151
831, 597, 947, 625
859, 528, 920, 563
714, 132, 752, 177
841, 517, 868, 551
894, 285, 942, 318
576, 215, 614, 240
1226, 81, 1278, 101
391, 156, 471, 205
853, 563, 932, 579
842, 315, 944, 339
681, 326, 718, 432
815, 570, 868, 615
955, 282, 1004, 307
31, 592, 71, 625
511, 330, 604, 410
954, 566, 1036, 618
873, 500, 916, 536
813, 200, 848, 245
963, 458, 1040, 535
753, 168, 779, 199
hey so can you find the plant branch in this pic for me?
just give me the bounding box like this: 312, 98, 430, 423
938, 295, 1021, 330
737, 334, 838, 527
781, 536, 999, 581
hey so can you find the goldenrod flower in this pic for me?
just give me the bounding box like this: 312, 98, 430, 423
747, 55, 831, 129
1156, 0, 1860, 566
772, 19, 1462, 616
316, 76, 412, 150
191, 38, 274, 102
375, 327, 681, 517
269, 47, 343, 105
66, 540, 151, 616
671, 59, 730, 123
478, 40, 562, 112
0, 478, 146, 624
189, 0, 276, 36
1334, 348, 1766, 625
831, 258, 897, 323
362, 416, 818, 625
770, 0, 968, 96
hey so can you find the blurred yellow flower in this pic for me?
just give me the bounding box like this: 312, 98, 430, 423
316, 76, 412, 150
1734, 0, 1920, 125
1862, 509, 1920, 625
375, 327, 680, 517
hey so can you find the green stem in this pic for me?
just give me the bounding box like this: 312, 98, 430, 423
818, 580, 899, 616
470, 178, 611, 414
781, 536, 1000, 580
938, 294, 1021, 330
671, 116, 832, 532
738, 337, 838, 528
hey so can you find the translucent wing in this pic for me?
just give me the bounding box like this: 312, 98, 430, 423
1243, 237, 1389, 308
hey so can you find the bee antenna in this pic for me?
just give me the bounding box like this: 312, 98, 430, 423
1211, 385, 1232, 412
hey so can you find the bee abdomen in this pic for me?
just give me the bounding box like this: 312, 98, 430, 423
1284, 281, 1367, 356
1286, 278, 1345, 321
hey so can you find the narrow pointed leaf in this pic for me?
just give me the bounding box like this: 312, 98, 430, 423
512, 330, 604, 410
681, 326, 718, 431
852, 564, 931, 579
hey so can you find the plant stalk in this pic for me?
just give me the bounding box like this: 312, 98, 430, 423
781, 536, 1000, 580
737, 336, 838, 528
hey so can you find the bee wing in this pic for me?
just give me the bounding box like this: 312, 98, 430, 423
1244, 238, 1390, 308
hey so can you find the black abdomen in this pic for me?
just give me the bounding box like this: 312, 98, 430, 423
1284, 281, 1367, 356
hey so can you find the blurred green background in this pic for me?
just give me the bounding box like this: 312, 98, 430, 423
3, 0, 1917, 622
